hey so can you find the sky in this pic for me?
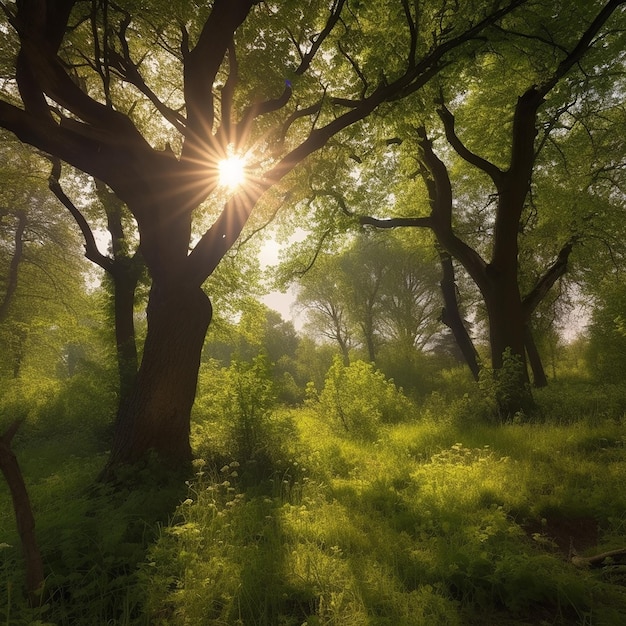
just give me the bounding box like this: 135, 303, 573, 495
258, 237, 304, 330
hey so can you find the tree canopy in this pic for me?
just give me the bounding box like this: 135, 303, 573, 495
0, 0, 536, 467
1, 0, 624, 460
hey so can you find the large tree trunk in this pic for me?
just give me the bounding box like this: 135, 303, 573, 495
104, 282, 212, 473
484, 278, 534, 417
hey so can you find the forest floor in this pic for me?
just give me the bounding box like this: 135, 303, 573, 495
1, 379, 626, 625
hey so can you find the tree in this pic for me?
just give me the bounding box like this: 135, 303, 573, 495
294, 254, 354, 366
375, 233, 441, 352
355, 0, 626, 415
290, 230, 441, 372
47, 163, 146, 408
0, 1, 530, 470
586, 280, 626, 382
0, 136, 87, 379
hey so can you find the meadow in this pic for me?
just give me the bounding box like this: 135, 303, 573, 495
1, 368, 626, 625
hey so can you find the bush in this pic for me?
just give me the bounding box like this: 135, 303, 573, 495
478, 348, 531, 422
317, 357, 415, 439
193, 356, 303, 483
534, 380, 626, 423
587, 284, 626, 383
0, 369, 115, 447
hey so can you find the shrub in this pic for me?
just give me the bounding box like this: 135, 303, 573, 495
317, 357, 415, 439
193, 356, 302, 482
478, 348, 531, 422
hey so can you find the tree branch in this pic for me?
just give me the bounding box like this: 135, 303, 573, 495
437, 101, 504, 186
108, 48, 187, 134
217, 39, 238, 145
183, 0, 254, 140
389, 0, 531, 101
416, 125, 490, 293
12, 0, 147, 152
401, 0, 418, 68
274, 99, 324, 149
47, 159, 113, 272
337, 36, 368, 98
522, 237, 577, 317
292, 228, 334, 277
539, 0, 626, 98
295, 0, 347, 76
233, 82, 294, 151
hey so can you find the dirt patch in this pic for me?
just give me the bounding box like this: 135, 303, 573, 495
523, 515, 599, 555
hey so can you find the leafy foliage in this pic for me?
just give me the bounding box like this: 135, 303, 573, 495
192, 355, 301, 484
316, 356, 415, 439
478, 348, 533, 422
2, 347, 626, 624
587, 281, 626, 383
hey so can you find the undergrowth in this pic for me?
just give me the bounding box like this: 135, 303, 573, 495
1, 375, 626, 625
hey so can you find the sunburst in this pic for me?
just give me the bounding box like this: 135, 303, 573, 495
218, 153, 247, 189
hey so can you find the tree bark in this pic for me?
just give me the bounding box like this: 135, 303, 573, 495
484, 278, 526, 370
104, 282, 212, 473
0, 420, 45, 606
109, 260, 143, 408
482, 274, 534, 416
525, 324, 548, 388
437, 249, 480, 380
0, 211, 27, 324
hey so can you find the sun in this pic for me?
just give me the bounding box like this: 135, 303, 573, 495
218, 154, 247, 189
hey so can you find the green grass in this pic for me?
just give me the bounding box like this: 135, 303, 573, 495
1, 380, 626, 625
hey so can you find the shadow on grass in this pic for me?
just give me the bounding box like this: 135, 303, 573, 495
229, 486, 319, 624
1, 446, 189, 626
325, 435, 626, 626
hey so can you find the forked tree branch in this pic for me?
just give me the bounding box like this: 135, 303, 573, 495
437, 101, 504, 186
108, 49, 187, 133
539, 0, 626, 98
295, 0, 348, 77
183, 0, 254, 141
522, 237, 578, 317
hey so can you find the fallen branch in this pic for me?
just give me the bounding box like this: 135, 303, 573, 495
571, 548, 626, 569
